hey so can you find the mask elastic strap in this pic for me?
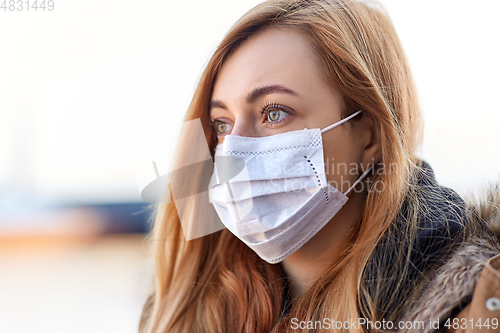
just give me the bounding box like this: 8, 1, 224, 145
320, 110, 363, 134
344, 166, 374, 196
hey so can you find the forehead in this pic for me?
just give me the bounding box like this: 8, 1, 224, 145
212, 27, 322, 99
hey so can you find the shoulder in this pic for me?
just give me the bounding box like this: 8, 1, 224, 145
446, 254, 500, 333
399, 182, 500, 333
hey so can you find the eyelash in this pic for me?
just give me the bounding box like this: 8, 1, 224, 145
260, 102, 292, 125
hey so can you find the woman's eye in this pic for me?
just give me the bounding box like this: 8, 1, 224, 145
214, 121, 233, 135
266, 109, 290, 123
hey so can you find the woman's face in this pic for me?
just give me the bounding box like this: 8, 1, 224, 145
210, 27, 377, 192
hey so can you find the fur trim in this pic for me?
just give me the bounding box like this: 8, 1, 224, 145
399, 241, 499, 333
480, 183, 500, 238
399, 183, 500, 333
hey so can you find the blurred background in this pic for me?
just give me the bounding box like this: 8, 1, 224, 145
0, 0, 499, 332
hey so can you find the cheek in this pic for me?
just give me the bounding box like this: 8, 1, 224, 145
322, 131, 365, 193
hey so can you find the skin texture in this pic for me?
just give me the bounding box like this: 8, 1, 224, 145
210, 27, 380, 298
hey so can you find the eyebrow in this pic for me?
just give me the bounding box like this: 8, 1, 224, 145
209, 84, 298, 111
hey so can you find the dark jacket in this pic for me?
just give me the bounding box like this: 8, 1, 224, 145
396, 163, 500, 333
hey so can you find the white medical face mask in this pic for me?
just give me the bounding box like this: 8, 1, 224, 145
208, 110, 371, 264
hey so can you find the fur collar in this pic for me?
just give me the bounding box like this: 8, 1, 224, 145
399, 184, 500, 333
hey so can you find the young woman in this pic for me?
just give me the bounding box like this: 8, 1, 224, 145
139, 1, 500, 332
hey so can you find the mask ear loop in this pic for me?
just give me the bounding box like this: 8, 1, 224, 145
344, 166, 374, 195
320, 110, 363, 134
318, 109, 367, 194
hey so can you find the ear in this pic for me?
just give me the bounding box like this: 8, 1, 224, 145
359, 114, 381, 169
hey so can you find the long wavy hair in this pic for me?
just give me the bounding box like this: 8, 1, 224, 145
137, 1, 455, 332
